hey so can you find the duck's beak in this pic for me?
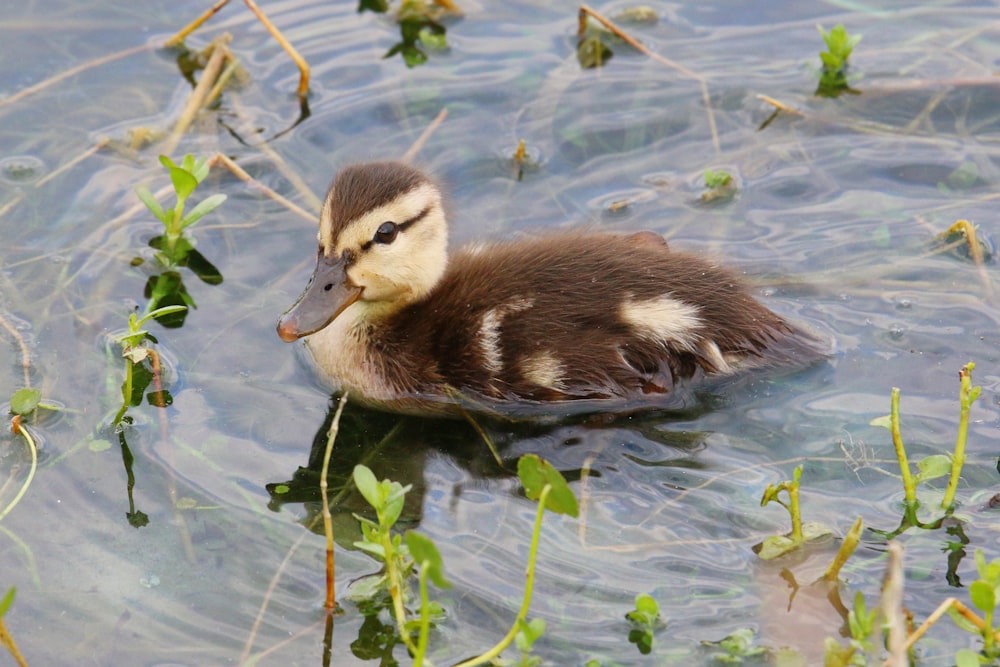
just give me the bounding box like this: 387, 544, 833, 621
277, 252, 363, 342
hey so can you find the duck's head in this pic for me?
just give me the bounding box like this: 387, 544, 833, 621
277, 161, 448, 342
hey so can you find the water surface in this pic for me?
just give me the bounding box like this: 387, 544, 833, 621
2, 1, 1000, 665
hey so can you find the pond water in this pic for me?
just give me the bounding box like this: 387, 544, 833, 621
2, 0, 1000, 665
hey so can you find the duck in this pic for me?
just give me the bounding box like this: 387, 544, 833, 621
277, 161, 822, 417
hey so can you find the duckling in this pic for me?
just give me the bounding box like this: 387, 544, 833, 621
277, 161, 821, 416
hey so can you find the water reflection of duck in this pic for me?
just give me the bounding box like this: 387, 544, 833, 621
277, 161, 822, 416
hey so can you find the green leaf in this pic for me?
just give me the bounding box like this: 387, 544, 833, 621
167, 166, 198, 201
0, 587, 14, 617
577, 35, 612, 69
970, 580, 996, 613
913, 454, 951, 484
634, 593, 659, 617
353, 465, 380, 510
181, 193, 227, 228
955, 648, 982, 667
158, 155, 179, 171
759, 482, 782, 507
517, 454, 579, 517
136, 305, 189, 329
125, 361, 154, 407
418, 26, 447, 50
628, 627, 654, 655
135, 185, 166, 222
146, 389, 173, 408
754, 534, 799, 560
869, 415, 891, 429
515, 617, 546, 652
627, 593, 660, 628
10, 387, 41, 415
380, 481, 410, 528
353, 540, 387, 560
704, 169, 732, 189
405, 531, 451, 589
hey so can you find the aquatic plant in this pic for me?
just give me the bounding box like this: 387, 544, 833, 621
361, 0, 459, 67
754, 465, 832, 559
1, 392, 44, 523
872, 362, 979, 537
953, 549, 1000, 664
702, 628, 768, 664
166, 0, 310, 106
816, 24, 861, 97
625, 593, 662, 655
701, 168, 736, 203
350, 454, 578, 666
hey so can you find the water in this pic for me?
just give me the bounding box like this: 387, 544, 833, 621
2, 1, 1000, 665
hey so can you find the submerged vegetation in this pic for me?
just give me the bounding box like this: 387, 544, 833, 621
347, 454, 578, 666
364, 0, 459, 68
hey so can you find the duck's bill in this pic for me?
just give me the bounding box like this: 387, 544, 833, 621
277, 254, 362, 342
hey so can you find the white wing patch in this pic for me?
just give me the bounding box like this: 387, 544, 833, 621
620, 295, 703, 351
520, 351, 567, 391
478, 298, 535, 375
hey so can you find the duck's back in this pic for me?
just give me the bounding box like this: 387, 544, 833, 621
378, 232, 819, 405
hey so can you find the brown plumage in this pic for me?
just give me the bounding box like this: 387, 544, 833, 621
277, 162, 822, 416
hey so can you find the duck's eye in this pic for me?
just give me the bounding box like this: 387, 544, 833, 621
374, 221, 399, 245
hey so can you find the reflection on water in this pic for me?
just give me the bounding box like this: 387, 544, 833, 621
2, 0, 1000, 665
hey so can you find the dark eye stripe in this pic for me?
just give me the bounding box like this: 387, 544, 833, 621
359, 204, 432, 251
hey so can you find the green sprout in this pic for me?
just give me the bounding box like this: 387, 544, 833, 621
352, 464, 446, 667
816, 24, 861, 97
701, 169, 737, 203
136, 155, 226, 259
625, 593, 662, 655
703, 628, 768, 664
134, 154, 225, 326
350, 456, 579, 667
703, 169, 732, 190
754, 465, 832, 559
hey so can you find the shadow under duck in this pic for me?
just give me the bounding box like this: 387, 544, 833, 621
277, 161, 824, 417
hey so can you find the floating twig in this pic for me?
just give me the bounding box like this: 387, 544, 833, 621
208, 152, 317, 221
165, 0, 230, 47
163, 34, 233, 155
401, 108, 449, 163
166, 0, 310, 104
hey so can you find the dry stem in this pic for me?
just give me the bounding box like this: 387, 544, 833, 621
166, 0, 310, 101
